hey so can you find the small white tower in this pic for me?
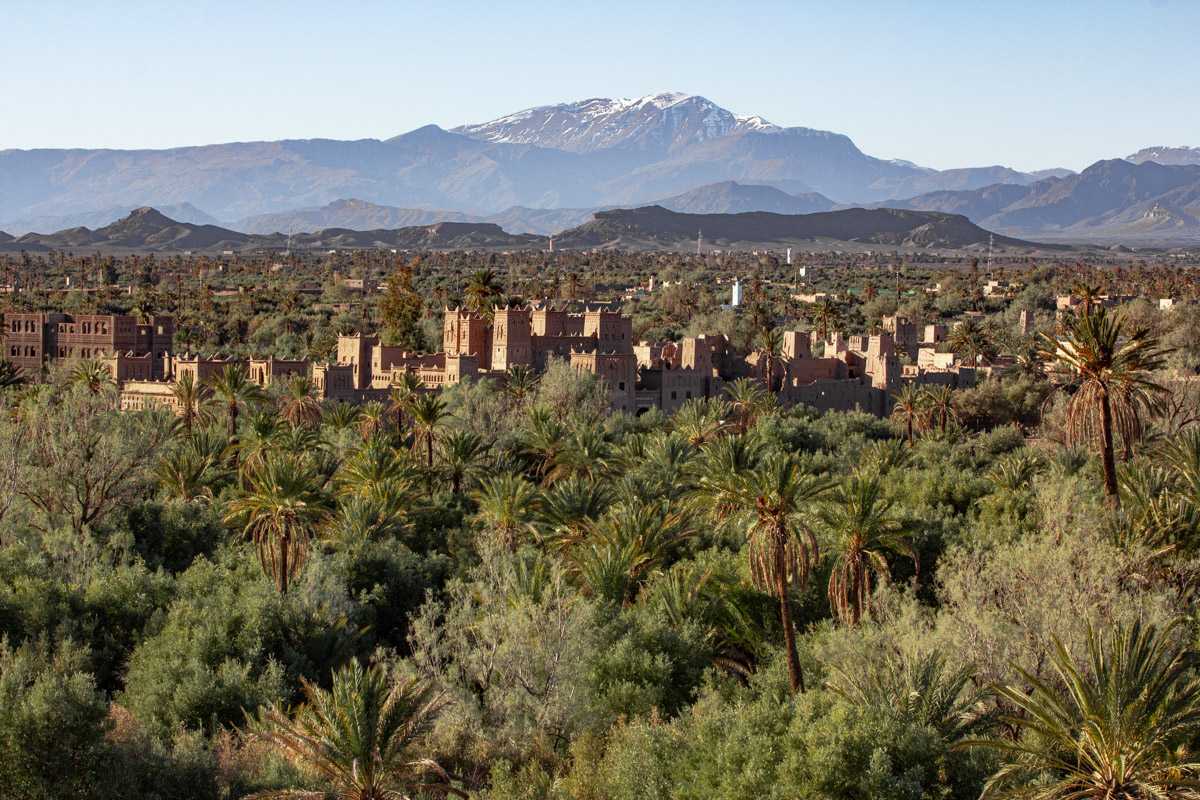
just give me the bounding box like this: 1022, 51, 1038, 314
731, 277, 743, 307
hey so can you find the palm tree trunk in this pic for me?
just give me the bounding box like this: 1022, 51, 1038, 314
774, 527, 804, 695
907, 416, 914, 446
1099, 389, 1120, 507
278, 534, 289, 594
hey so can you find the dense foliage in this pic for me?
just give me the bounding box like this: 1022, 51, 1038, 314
3, 256, 1200, 798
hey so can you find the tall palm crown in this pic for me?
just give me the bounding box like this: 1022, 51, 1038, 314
922, 384, 958, 434
972, 621, 1200, 800
437, 429, 490, 496
169, 371, 212, 434
1038, 306, 1166, 505
70, 359, 113, 395
406, 393, 449, 494
754, 326, 785, 392
247, 659, 459, 800
463, 268, 503, 314
224, 453, 329, 594
474, 472, 541, 550
948, 318, 993, 366
821, 471, 915, 626
891, 383, 926, 446
695, 449, 831, 694
209, 364, 266, 458
279, 375, 323, 429
724, 378, 775, 435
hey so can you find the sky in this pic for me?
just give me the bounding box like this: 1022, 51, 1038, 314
3, 0, 1198, 172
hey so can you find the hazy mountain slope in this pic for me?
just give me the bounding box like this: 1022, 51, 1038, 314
232, 182, 832, 236
1127, 146, 1200, 166
891, 160, 1200, 242
652, 181, 834, 214
554, 205, 1036, 250
3, 207, 545, 252
0, 202, 220, 235
237, 200, 474, 234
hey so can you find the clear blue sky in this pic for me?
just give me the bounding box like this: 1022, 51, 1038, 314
3, 0, 1196, 172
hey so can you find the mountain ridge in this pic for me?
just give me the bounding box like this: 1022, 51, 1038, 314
0, 92, 1075, 224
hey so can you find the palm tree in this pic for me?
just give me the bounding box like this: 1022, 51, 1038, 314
437, 429, 490, 496
247, 659, 462, 800
169, 371, 212, 435
695, 451, 831, 694
474, 472, 541, 549
279, 375, 323, 429
521, 406, 567, 481
70, 359, 113, 395
948, 318, 992, 366
0, 359, 27, 391
388, 371, 424, 436
754, 325, 785, 392
321, 400, 361, 438
209, 364, 265, 463
534, 476, 611, 549
724, 378, 775, 435
504, 364, 539, 405
155, 431, 229, 502
922, 384, 958, 434
672, 398, 730, 446
569, 500, 692, 606
890, 383, 926, 446
821, 472, 915, 626
814, 297, 839, 341
224, 453, 328, 594
407, 393, 448, 491
827, 651, 990, 744
464, 268, 502, 314
970, 621, 1200, 800
1038, 307, 1166, 506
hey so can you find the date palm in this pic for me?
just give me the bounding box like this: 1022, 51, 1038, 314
407, 393, 448, 495
474, 472, 541, 550
210, 364, 266, 464
279, 374, 323, 429
821, 472, 916, 626
504, 364, 539, 405
1038, 307, 1166, 506
696, 451, 831, 694
437, 429, 490, 496
754, 325, 785, 392
672, 397, 730, 447
949, 318, 992, 366
814, 297, 839, 341
247, 659, 461, 800
225, 453, 329, 594
891, 383, 926, 446
169, 371, 212, 435
464, 268, 502, 314
970, 621, 1200, 800
388, 371, 424, 436
70, 359, 113, 395
922, 384, 958, 434
724, 378, 774, 435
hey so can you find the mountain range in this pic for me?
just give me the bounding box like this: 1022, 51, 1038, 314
0, 203, 1037, 254
231, 181, 835, 236
0, 92, 1070, 227
890, 159, 1200, 243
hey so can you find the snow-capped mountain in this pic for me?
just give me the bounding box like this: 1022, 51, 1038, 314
1127, 146, 1200, 167
453, 92, 778, 154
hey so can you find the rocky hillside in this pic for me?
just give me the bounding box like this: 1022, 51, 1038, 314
554, 205, 1038, 251
891, 160, 1200, 242
2, 208, 545, 252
